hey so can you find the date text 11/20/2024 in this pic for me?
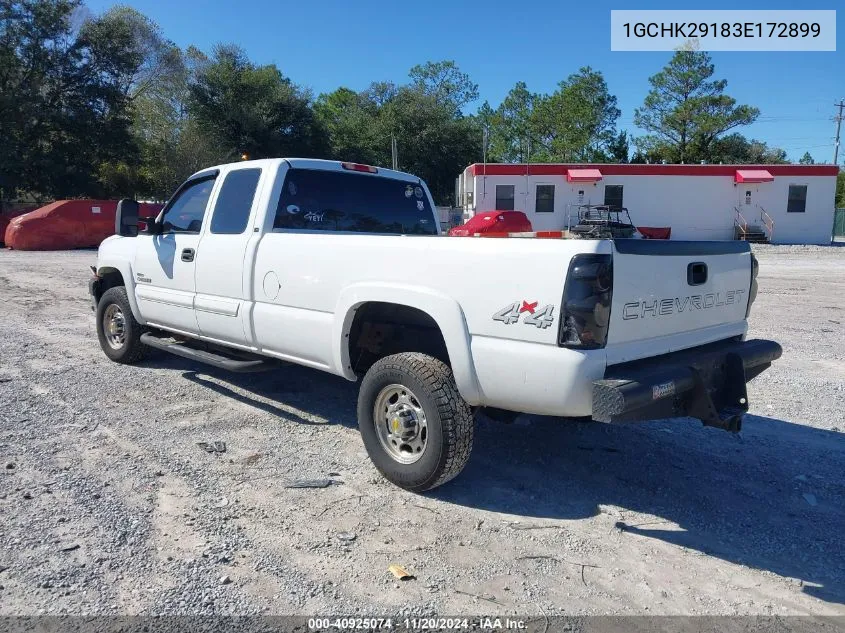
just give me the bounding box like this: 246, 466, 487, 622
307, 617, 529, 630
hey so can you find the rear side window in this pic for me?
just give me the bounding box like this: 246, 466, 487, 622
274, 169, 436, 235
211, 168, 262, 234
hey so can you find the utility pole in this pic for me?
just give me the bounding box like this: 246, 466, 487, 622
834, 99, 845, 165
391, 135, 398, 171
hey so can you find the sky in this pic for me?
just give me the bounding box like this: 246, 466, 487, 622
84, 0, 845, 163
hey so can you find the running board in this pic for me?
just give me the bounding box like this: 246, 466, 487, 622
140, 333, 278, 373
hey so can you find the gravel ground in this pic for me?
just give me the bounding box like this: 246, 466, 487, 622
0, 245, 843, 618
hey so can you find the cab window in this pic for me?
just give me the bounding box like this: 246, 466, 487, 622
160, 176, 216, 233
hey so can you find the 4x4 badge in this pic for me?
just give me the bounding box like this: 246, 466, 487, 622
493, 301, 555, 329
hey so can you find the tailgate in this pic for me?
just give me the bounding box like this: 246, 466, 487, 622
606, 240, 752, 363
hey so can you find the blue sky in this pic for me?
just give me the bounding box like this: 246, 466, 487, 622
84, 0, 844, 163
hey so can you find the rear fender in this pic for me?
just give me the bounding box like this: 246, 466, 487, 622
333, 283, 482, 405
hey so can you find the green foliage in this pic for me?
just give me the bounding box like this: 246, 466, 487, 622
532, 67, 620, 162
480, 70, 620, 164
482, 82, 536, 163
634, 51, 759, 163
315, 65, 483, 204
188, 44, 325, 162
606, 131, 630, 163
408, 60, 479, 114
708, 134, 787, 164
837, 171, 845, 208
0, 0, 136, 199
799, 152, 815, 165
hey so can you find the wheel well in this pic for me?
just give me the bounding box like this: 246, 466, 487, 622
95, 267, 125, 303
347, 302, 449, 375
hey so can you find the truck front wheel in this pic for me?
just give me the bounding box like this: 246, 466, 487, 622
96, 286, 149, 364
357, 352, 474, 491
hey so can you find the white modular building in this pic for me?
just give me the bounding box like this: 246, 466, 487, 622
455, 163, 840, 244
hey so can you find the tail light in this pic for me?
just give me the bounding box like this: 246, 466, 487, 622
746, 252, 759, 318
559, 254, 613, 349
341, 162, 378, 173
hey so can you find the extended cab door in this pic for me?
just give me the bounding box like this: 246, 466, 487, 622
133, 172, 217, 333
193, 166, 264, 346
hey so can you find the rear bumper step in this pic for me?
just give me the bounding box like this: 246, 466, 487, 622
140, 333, 279, 373
592, 338, 782, 432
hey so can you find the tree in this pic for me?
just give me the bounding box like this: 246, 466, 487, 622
188, 44, 325, 162
0, 0, 141, 200
531, 67, 620, 162
634, 51, 759, 163
378, 86, 481, 204
837, 171, 845, 208
607, 130, 630, 163
408, 60, 478, 114
708, 134, 787, 164
483, 82, 536, 163
314, 87, 381, 165
799, 152, 815, 165
314, 62, 483, 205
78, 5, 183, 101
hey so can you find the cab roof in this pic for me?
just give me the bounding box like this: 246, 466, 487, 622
190, 158, 423, 184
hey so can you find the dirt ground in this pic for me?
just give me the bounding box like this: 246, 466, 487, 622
0, 245, 843, 618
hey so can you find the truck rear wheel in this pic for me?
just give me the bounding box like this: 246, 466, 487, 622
96, 286, 149, 364
357, 352, 473, 491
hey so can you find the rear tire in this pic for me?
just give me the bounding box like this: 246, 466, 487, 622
357, 352, 473, 491
96, 286, 149, 364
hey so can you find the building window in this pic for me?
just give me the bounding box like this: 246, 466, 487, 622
787, 185, 807, 213
495, 184, 515, 210
535, 185, 555, 213
604, 184, 623, 209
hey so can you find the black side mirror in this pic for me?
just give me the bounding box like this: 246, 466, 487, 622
115, 199, 139, 237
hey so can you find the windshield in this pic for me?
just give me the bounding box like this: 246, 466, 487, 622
274, 168, 437, 235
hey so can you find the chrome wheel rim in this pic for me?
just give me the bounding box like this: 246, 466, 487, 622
373, 384, 428, 464
103, 304, 126, 350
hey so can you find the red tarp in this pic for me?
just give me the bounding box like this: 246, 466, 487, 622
448, 211, 533, 236
4, 200, 162, 250
0, 207, 38, 245
637, 226, 672, 239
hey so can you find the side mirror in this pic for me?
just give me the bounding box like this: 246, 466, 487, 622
115, 199, 139, 237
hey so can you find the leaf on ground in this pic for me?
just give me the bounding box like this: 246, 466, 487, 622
388, 564, 414, 580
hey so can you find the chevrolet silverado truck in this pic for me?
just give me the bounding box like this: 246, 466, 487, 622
89, 158, 781, 491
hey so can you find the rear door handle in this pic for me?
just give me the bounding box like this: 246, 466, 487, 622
181, 248, 195, 263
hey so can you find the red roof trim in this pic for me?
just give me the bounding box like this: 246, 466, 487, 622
469, 163, 839, 177
735, 169, 774, 183
566, 168, 603, 182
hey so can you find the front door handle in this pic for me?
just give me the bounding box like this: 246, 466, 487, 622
181, 248, 195, 263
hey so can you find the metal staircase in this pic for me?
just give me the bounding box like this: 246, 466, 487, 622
734, 207, 774, 243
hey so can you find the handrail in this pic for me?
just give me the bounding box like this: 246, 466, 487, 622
734, 207, 748, 232
760, 207, 775, 242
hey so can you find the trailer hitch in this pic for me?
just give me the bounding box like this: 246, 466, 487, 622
686, 352, 748, 433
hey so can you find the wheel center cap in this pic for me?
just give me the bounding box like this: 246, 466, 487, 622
392, 408, 418, 440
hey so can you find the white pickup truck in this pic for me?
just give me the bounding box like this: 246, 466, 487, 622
89, 158, 781, 491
